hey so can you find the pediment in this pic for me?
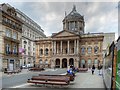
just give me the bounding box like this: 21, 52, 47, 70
52, 30, 78, 38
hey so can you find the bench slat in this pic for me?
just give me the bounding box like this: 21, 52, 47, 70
27, 80, 69, 85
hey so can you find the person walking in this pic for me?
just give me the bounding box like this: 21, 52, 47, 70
92, 65, 95, 75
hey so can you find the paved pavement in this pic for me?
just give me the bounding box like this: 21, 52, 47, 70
4, 69, 105, 89
1, 68, 67, 88
69, 69, 105, 88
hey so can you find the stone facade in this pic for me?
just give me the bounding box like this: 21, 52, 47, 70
35, 5, 115, 68
16, 9, 46, 67
0, 3, 22, 71
35, 30, 104, 68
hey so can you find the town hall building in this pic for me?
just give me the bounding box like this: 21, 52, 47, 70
35, 5, 115, 68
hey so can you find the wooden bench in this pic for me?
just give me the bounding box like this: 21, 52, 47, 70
39, 74, 75, 81
4, 69, 21, 74
29, 68, 45, 71
78, 68, 88, 72
27, 75, 70, 87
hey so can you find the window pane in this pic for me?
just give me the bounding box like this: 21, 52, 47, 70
87, 46, 92, 54
39, 60, 42, 64
81, 47, 85, 54
13, 32, 17, 39
6, 29, 11, 37
94, 46, 99, 54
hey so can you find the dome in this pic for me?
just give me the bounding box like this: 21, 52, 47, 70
63, 5, 84, 22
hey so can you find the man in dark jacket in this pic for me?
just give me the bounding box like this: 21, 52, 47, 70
92, 65, 95, 75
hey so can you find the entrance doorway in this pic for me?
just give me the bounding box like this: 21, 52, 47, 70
69, 58, 74, 67
9, 60, 14, 71
62, 58, 67, 68
55, 59, 60, 68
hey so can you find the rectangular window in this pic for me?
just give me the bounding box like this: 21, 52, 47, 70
13, 45, 17, 54
12, 32, 17, 39
28, 47, 30, 50
5, 29, 11, 37
24, 45, 26, 49
6, 44, 11, 54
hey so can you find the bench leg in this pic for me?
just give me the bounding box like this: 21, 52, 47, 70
35, 83, 37, 85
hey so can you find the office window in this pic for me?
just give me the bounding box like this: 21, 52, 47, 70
81, 47, 85, 55
39, 59, 42, 64
87, 46, 92, 54
45, 59, 48, 64
12, 32, 17, 39
45, 48, 48, 55
94, 46, 99, 54
6, 44, 11, 54
5, 29, 11, 37
13, 45, 17, 54
40, 49, 43, 55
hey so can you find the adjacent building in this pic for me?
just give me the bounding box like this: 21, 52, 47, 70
0, 3, 22, 71
0, 3, 46, 71
16, 9, 46, 67
35, 5, 115, 68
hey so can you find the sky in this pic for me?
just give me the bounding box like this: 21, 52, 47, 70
0, 0, 119, 40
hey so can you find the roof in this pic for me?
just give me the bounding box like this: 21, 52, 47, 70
63, 5, 84, 21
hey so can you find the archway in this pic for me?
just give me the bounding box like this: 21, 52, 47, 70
55, 59, 60, 68
69, 58, 74, 67
62, 58, 67, 68
94, 59, 98, 67
81, 59, 85, 68
88, 59, 92, 68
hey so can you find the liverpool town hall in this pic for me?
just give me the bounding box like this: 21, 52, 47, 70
35, 5, 115, 68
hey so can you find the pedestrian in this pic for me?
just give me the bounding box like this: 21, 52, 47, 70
92, 65, 95, 75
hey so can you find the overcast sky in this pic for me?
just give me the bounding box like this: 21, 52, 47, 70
0, 1, 119, 40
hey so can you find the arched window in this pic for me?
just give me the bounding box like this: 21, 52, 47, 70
39, 49, 43, 55
94, 46, 99, 54
45, 59, 48, 64
88, 59, 92, 64
6, 44, 10, 54
13, 45, 17, 54
39, 59, 42, 64
81, 59, 85, 64
45, 48, 48, 55
94, 59, 98, 64
81, 59, 86, 68
87, 46, 92, 54
81, 47, 85, 55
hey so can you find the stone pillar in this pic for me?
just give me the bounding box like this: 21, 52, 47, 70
43, 44, 45, 55
54, 41, 56, 54
74, 21, 75, 30
77, 39, 79, 54
60, 59, 62, 68
52, 41, 54, 55
56, 42, 58, 54
61, 41, 62, 54
37, 44, 40, 64
74, 40, 76, 54
67, 40, 69, 54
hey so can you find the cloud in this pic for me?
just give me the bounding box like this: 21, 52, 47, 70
1, 2, 118, 39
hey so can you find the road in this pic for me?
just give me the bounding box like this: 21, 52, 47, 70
1, 68, 67, 88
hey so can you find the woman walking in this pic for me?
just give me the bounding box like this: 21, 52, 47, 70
92, 65, 95, 75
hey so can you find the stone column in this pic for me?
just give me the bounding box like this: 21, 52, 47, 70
54, 41, 56, 54
52, 41, 54, 55
74, 40, 76, 54
67, 40, 69, 54
56, 42, 58, 54
61, 41, 62, 54
77, 39, 79, 54
60, 59, 62, 68
43, 44, 45, 55
74, 21, 75, 30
